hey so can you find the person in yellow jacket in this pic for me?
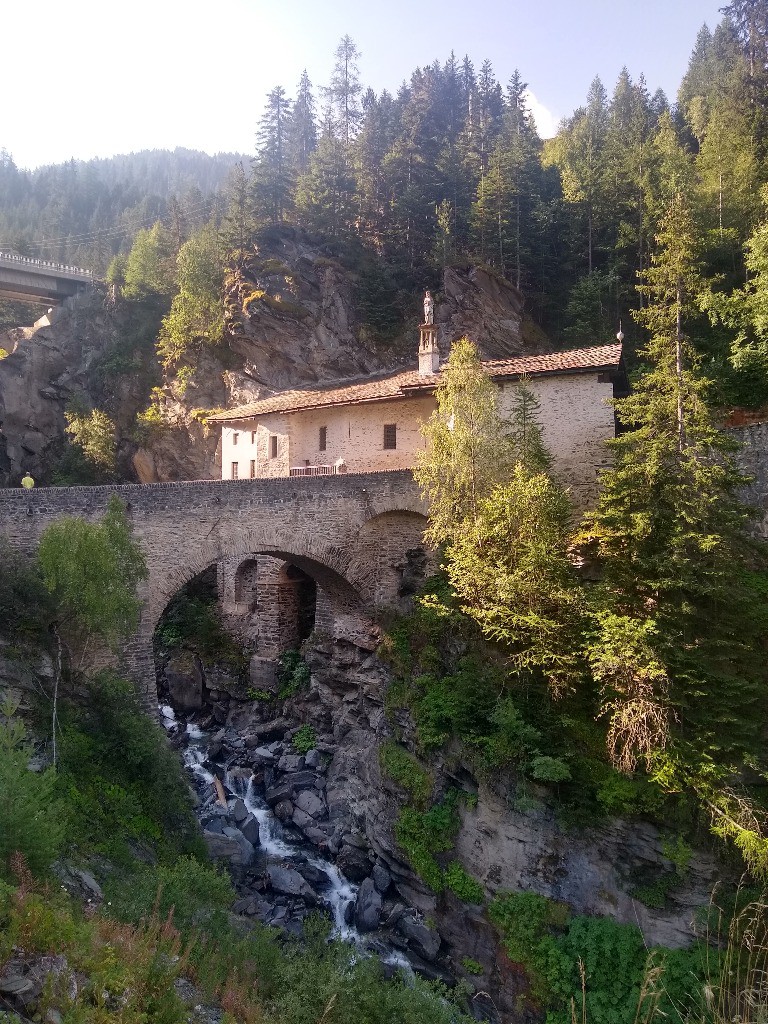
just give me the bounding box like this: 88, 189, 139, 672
21, 472, 34, 489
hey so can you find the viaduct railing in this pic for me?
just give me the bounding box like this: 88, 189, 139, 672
0, 251, 93, 283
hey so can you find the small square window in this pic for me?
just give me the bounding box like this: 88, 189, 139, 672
233, 432, 239, 446
319, 425, 327, 452
250, 459, 256, 478
269, 435, 278, 459
383, 424, 397, 450
231, 462, 239, 479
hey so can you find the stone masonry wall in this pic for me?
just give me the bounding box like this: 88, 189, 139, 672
0, 472, 427, 702
731, 422, 768, 538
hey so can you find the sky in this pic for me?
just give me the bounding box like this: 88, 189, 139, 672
4, 0, 725, 170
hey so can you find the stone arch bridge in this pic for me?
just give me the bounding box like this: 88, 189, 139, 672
0, 471, 428, 703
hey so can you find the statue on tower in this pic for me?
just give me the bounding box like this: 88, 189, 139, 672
423, 289, 434, 325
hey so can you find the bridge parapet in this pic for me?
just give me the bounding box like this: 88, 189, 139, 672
0, 251, 93, 283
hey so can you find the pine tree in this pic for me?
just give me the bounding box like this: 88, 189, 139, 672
508, 375, 552, 472
220, 161, 255, 256
583, 192, 768, 872
252, 86, 293, 224
289, 70, 317, 173
325, 35, 363, 146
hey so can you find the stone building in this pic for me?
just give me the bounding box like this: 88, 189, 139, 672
210, 327, 627, 510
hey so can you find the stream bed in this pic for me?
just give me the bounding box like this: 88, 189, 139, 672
160, 704, 420, 975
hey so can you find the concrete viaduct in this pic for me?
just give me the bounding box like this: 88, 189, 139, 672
0, 252, 93, 305
0, 471, 428, 703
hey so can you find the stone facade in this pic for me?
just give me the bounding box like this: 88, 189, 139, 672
216, 341, 625, 510
221, 396, 435, 480
220, 371, 616, 508
0, 473, 428, 703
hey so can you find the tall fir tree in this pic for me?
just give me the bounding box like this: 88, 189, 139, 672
289, 70, 317, 173
252, 85, 293, 224
583, 192, 768, 873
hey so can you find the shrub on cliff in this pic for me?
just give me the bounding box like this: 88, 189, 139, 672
38, 495, 147, 661
0, 697, 66, 880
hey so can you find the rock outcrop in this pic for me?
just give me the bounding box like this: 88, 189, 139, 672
162, 633, 721, 1022
0, 227, 550, 486
0, 288, 157, 487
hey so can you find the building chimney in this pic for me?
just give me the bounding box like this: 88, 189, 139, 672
418, 323, 440, 376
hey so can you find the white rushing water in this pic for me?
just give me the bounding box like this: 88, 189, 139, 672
161, 705, 360, 942
161, 705, 411, 968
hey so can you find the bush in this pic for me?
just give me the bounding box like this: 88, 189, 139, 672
394, 796, 460, 891
292, 724, 317, 754
278, 649, 310, 697
489, 889, 705, 1023
106, 855, 234, 932
528, 754, 571, 783
57, 673, 201, 861
0, 698, 67, 880
444, 861, 484, 903
156, 590, 246, 672
379, 741, 432, 805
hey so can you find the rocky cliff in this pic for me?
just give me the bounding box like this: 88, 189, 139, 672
0, 227, 548, 486
159, 634, 721, 1022
0, 289, 157, 487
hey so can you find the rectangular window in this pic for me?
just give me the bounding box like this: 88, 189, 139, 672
269, 435, 278, 459
251, 431, 257, 443
250, 459, 256, 478
231, 462, 239, 479
233, 432, 239, 446
319, 425, 327, 452
383, 424, 397, 450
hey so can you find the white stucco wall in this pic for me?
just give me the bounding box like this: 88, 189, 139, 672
219, 372, 615, 506
287, 396, 435, 474
221, 415, 290, 480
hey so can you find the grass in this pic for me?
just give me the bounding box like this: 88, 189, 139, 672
0, 858, 474, 1024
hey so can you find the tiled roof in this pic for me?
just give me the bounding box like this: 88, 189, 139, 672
208, 343, 622, 423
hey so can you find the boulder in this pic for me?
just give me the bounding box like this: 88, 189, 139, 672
239, 814, 260, 846
274, 799, 294, 822
278, 753, 305, 773
354, 877, 382, 932
292, 808, 315, 832
372, 862, 391, 894
265, 771, 318, 805
337, 843, 371, 883
397, 914, 441, 961
267, 864, 319, 903
165, 651, 204, 710
52, 862, 103, 903
304, 748, 322, 769
294, 789, 326, 819
294, 862, 332, 887
231, 798, 249, 823
204, 829, 255, 868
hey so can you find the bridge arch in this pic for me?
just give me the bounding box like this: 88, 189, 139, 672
0, 470, 429, 703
